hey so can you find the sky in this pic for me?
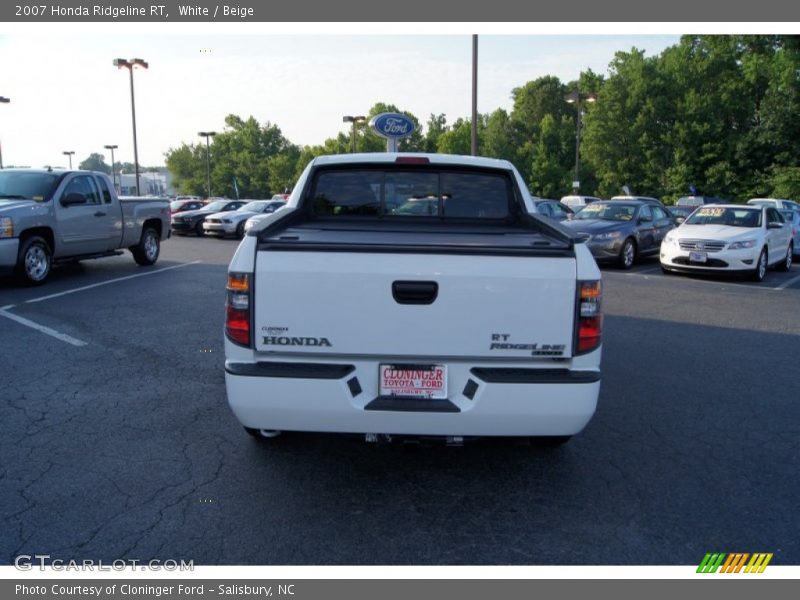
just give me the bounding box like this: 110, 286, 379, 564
0, 31, 682, 169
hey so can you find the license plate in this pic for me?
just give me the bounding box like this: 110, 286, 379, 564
379, 364, 447, 399
689, 251, 708, 263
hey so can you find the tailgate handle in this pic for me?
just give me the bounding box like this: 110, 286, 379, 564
392, 281, 438, 305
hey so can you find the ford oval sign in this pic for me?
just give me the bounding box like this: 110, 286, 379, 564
370, 113, 416, 140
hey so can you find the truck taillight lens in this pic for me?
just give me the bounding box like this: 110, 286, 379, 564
575, 280, 602, 355
225, 273, 251, 346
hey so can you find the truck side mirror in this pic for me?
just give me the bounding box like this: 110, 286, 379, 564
61, 192, 87, 206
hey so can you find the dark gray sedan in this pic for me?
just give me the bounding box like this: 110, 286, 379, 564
564, 200, 675, 268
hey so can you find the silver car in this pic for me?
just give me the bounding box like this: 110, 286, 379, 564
780, 209, 800, 257
203, 200, 286, 239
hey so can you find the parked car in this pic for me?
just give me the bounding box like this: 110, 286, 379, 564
531, 198, 574, 221
243, 205, 289, 235
675, 195, 726, 207
225, 153, 602, 444
203, 200, 286, 239
0, 169, 170, 284
780, 209, 800, 257
174, 195, 202, 203
171, 200, 247, 236
746, 198, 796, 211
660, 204, 793, 281
560, 195, 603, 209
564, 199, 675, 268
668, 205, 696, 224
170, 199, 207, 214
610, 195, 665, 207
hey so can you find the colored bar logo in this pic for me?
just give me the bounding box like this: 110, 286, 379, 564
697, 552, 773, 573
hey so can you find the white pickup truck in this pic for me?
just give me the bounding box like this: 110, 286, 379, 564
224, 154, 602, 444
0, 169, 170, 284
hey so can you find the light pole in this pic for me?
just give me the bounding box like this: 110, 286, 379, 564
471, 34, 478, 156
104, 144, 118, 191
198, 131, 216, 198
113, 58, 148, 196
62, 151, 75, 169
0, 96, 9, 169
342, 115, 365, 153
564, 89, 596, 193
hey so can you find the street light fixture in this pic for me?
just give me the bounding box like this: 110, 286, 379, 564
564, 89, 596, 193
62, 150, 75, 169
104, 144, 119, 191
198, 131, 217, 199
113, 57, 148, 196
0, 96, 9, 169
342, 115, 366, 153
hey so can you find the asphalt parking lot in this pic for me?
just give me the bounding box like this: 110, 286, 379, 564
1, 236, 799, 566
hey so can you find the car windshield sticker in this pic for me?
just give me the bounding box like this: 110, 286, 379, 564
697, 207, 725, 217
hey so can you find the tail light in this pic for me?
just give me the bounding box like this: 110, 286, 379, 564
225, 272, 251, 346
574, 280, 602, 355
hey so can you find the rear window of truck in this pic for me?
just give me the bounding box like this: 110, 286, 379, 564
310, 168, 514, 220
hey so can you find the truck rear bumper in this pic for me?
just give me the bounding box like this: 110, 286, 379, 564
225, 358, 600, 437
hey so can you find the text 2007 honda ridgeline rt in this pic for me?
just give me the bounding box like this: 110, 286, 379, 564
224, 154, 602, 443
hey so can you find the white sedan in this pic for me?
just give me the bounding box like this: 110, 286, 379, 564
660, 204, 793, 281
202, 200, 286, 239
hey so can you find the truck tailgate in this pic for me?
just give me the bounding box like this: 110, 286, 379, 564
254, 251, 577, 359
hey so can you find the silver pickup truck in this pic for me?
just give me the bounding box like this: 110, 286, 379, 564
0, 169, 170, 284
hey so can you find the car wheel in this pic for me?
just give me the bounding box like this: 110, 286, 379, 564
195, 221, 205, 236
131, 227, 160, 266
618, 238, 636, 269
236, 221, 246, 239
753, 248, 768, 282
16, 236, 52, 285
778, 243, 792, 272
244, 426, 281, 440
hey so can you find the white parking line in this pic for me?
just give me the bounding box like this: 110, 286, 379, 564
631, 266, 662, 275
20, 261, 202, 306
776, 272, 800, 290
1, 261, 202, 346
603, 269, 787, 291
0, 309, 88, 347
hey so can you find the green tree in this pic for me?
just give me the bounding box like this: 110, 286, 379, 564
529, 114, 572, 197
165, 114, 298, 198
436, 118, 477, 155
79, 153, 111, 174
424, 113, 448, 153
509, 76, 570, 174
582, 48, 672, 198
164, 144, 207, 196
482, 109, 514, 161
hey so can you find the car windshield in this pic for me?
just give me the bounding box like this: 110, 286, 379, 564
685, 207, 762, 228
669, 206, 694, 216
573, 203, 637, 221
780, 210, 797, 222
204, 200, 228, 212
240, 201, 271, 212
0, 171, 62, 202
